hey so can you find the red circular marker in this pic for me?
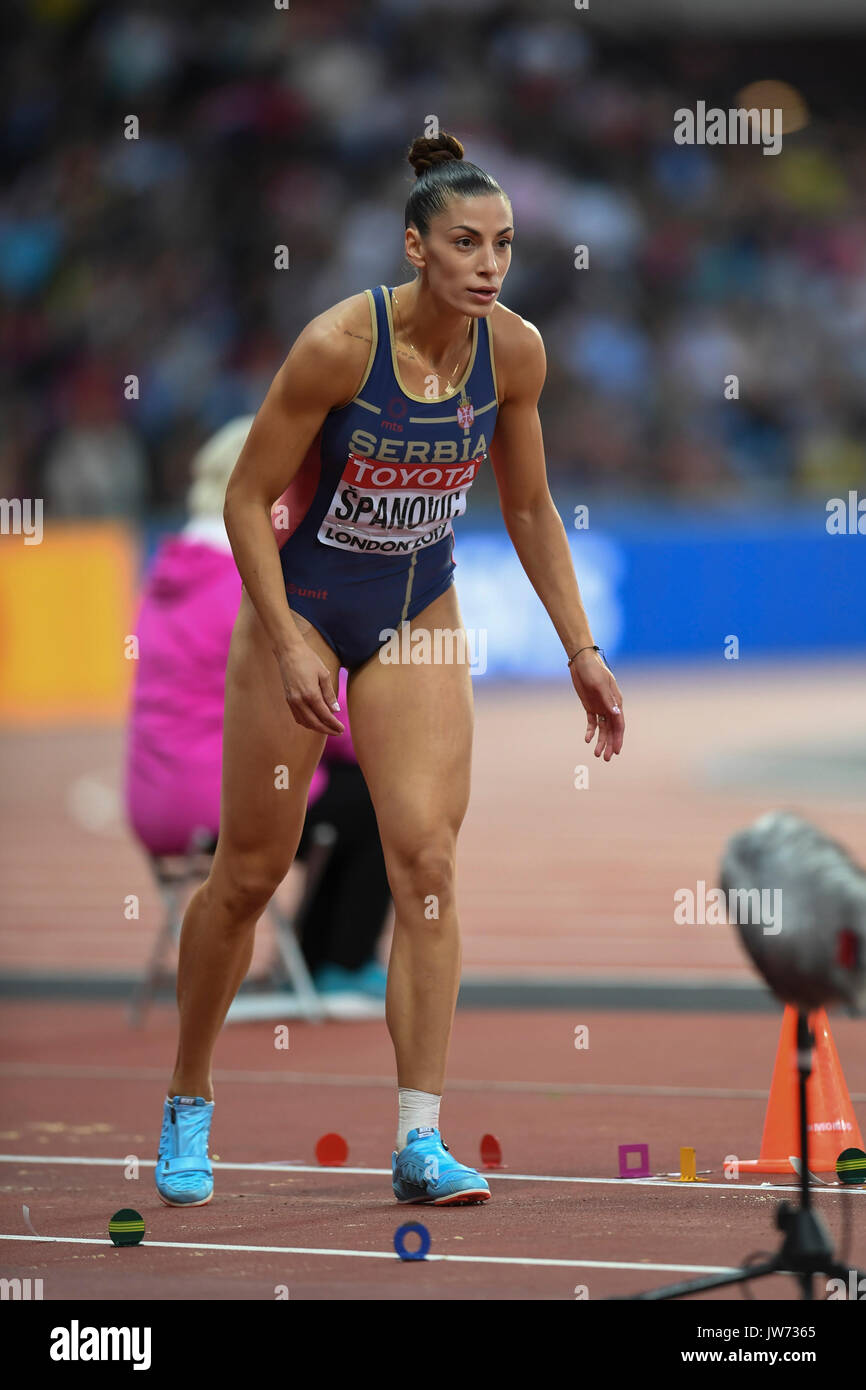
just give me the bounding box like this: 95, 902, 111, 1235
480, 1133, 502, 1169
315, 1132, 349, 1166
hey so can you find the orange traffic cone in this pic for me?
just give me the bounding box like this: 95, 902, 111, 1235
739, 1006, 864, 1175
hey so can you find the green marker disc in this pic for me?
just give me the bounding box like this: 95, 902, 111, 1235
109, 1208, 145, 1246
835, 1148, 866, 1185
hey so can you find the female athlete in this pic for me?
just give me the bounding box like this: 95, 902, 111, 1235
155, 130, 625, 1208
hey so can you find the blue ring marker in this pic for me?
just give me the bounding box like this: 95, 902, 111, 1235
394, 1222, 431, 1261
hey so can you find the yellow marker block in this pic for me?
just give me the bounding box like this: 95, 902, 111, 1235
679, 1146, 705, 1182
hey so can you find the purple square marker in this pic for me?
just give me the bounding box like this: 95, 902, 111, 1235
618, 1143, 650, 1179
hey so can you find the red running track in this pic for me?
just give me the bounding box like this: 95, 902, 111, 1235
1, 1002, 864, 1301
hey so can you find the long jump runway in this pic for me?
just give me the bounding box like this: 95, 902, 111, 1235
0, 1003, 863, 1300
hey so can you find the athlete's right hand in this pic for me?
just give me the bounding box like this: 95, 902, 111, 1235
277, 645, 346, 735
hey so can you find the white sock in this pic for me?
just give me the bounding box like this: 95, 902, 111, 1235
396, 1087, 442, 1152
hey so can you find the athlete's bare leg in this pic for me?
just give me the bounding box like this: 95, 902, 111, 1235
346, 585, 474, 1096
167, 588, 339, 1102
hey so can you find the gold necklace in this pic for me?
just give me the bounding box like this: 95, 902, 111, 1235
392, 290, 471, 396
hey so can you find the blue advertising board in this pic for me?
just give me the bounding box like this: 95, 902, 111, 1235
141, 501, 866, 678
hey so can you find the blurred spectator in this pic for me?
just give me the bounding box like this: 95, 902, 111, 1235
124, 416, 253, 856
6, 6, 866, 507
124, 415, 392, 999
42, 363, 149, 516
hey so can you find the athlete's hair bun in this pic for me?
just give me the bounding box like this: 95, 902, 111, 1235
407, 131, 464, 178
404, 131, 503, 236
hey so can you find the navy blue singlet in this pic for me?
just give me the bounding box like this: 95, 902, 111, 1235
276, 284, 500, 670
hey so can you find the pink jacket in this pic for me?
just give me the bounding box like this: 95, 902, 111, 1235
125, 534, 354, 856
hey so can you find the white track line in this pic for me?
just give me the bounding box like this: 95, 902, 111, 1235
0, 1233, 739, 1274
1, 1154, 863, 1195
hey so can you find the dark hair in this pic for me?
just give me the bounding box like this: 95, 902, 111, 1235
405, 130, 508, 237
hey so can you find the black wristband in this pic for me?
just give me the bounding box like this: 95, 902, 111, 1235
567, 643, 606, 667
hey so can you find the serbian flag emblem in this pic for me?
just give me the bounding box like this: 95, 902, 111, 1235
457, 400, 475, 429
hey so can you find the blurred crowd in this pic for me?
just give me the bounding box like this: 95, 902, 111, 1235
4, 0, 866, 516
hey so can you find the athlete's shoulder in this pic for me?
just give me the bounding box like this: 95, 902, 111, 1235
288, 290, 376, 410
308, 288, 375, 341
299, 289, 375, 366
488, 300, 546, 404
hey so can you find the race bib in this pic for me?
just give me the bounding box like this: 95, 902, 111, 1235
317, 451, 486, 555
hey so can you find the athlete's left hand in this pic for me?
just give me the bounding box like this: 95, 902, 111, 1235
570, 649, 624, 761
